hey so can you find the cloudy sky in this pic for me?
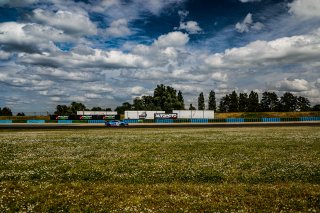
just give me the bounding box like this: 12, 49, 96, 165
0, 0, 320, 113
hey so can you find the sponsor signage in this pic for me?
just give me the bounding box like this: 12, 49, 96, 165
103, 115, 115, 119
154, 113, 178, 119
77, 111, 117, 116
139, 112, 147, 119
56, 116, 69, 120
80, 115, 92, 120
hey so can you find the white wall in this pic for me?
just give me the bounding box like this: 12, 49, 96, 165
125, 111, 165, 119
173, 110, 214, 119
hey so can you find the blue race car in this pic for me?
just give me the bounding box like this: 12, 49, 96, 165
105, 120, 129, 127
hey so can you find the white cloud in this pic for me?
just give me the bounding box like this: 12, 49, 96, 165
0, 50, 11, 60
0, 22, 71, 53
289, 0, 320, 19
205, 29, 320, 69
177, 21, 202, 34
31, 9, 97, 36
275, 78, 310, 92
105, 19, 132, 38
235, 13, 263, 33
19, 49, 151, 69
211, 72, 228, 82
153, 31, 189, 48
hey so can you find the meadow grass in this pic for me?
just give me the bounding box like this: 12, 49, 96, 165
0, 127, 319, 212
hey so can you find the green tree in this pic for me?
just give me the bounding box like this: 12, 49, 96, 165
297, 96, 311, 111
153, 84, 182, 110
219, 94, 231, 112
260, 92, 279, 112
54, 105, 70, 115
1, 107, 12, 116
248, 91, 259, 112
91, 107, 103, 111
238, 93, 248, 112
208, 90, 216, 111
280, 92, 298, 112
70, 102, 87, 115
189, 104, 196, 110
229, 91, 239, 112
115, 102, 132, 115
0, 108, 2, 116
177, 90, 185, 110
198, 92, 205, 110
16, 112, 25, 116
312, 104, 320, 111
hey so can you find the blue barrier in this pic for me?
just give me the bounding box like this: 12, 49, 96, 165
156, 119, 173, 123
262, 118, 281, 122
125, 119, 140, 123
191, 119, 209, 123
88, 120, 105, 124
300, 117, 320, 122
58, 120, 73, 124
226, 118, 245, 123
0, 120, 12, 124
27, 120, 45, 124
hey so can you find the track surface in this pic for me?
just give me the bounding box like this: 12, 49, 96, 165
0, 122, 320, 129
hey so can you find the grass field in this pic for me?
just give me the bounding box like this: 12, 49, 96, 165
0, 127, 319, 212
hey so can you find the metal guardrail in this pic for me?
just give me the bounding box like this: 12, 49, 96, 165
0, 117, 320, 124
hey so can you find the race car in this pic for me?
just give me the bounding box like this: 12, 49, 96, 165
105, 120, 129, 127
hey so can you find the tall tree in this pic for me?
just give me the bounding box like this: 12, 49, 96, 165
70, 102, 87, 115
297, 96, 311, 111
177, 90, 185, 110
1, 107, 12, 116
0, 108, 2, 116
238, 93, 248, 112
280, 92, 298, 112
115, 102, 132, 114
198, 92, 205, 110
229, 91, 239, 112
260, 92, 279, 112
91, 107, 103, 111
54, 105, 70, 115
247, 91, 259, 112
153, 84, 181, 111
208, 90, 216, 111
219, 94, 231, 112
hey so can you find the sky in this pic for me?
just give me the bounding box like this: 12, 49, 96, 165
0, 0, 320, 113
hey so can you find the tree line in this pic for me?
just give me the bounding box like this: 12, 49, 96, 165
1, 84, 320, 116
217, 91, 315, 112
115, 84, 320, 114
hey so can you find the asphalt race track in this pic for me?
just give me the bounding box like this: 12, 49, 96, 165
0, 122, 320, 129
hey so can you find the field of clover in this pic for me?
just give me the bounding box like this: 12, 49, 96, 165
0, 127, 319, 212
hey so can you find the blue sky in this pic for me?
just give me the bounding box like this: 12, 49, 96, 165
0, 0, 320, 113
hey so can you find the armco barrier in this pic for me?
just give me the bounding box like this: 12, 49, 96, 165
281, 117, 299, 122
300, 117, 320, 122
58, 120, 73, 124
191, 119, 209, 123
209, 119, 226, 123
126, 119, 141, 123
0, 120, 12, 124
244, 118, 262, 122
88, 120, 105, 124
27, 120, 45, 124
156, 119, 173, 123
262, 118, 281, 122
226, 118, 245, 123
